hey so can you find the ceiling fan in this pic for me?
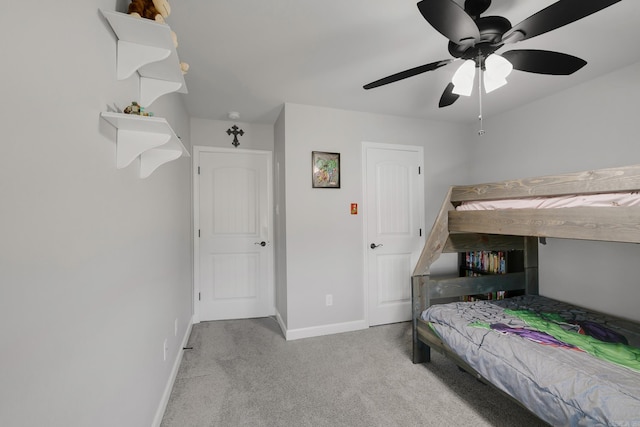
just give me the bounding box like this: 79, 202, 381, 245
363, 0, 621, 108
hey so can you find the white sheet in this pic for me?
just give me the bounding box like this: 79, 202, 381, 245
457, 192, 640, 211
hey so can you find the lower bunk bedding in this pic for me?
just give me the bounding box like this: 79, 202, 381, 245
419, 295, 640, 426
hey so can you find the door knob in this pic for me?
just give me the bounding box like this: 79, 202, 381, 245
370, 243, 383, 249
255, 241, 267, 247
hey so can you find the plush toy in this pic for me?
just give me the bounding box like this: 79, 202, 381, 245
123, 101, 140, 114
128, 0, 171, 23
127, 0, 189, 75
123, 101, 154, 116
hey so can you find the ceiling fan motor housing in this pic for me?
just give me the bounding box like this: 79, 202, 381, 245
464, 0, 491, 18
448, 16, 511, 60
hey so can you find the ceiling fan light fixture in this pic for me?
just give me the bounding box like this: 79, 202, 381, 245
451, 59, 476, 96
483, 54, 513, 93
483, 75, 507, 93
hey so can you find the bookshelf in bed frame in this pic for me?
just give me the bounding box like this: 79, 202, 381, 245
411, 163, 640, 365
458, 249, 524, 301
411, 233, 538, 362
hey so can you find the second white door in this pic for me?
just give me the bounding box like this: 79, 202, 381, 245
364, 143, 424, 326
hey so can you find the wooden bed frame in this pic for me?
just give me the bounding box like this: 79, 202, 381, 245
411, 163, 640, 395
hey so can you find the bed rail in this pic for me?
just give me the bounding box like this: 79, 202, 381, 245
448, 207, 640, 243
451, 164, 640, 203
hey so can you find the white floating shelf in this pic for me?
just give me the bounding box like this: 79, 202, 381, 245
100, 9, 188, 107
101, 112, 190, 178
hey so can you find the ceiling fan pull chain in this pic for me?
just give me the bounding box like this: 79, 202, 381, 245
478, 66, 485, 136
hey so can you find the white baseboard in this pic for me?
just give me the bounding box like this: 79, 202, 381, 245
152, 315, 194, 427
284, 319, 368, 341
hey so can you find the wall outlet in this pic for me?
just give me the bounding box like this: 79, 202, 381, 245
174, 318, 178, 337
326, 294, 333, 306
163, 338, 168, 362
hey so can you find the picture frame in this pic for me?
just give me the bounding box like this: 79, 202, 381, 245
312, 151, 340, 188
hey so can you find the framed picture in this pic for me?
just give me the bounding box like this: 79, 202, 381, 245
312, 151, 340, 188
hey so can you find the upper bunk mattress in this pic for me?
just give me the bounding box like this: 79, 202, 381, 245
421, 295, 640, 426
457, 192, 640, 211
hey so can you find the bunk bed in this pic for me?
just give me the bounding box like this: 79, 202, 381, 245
411, 164, 640, 426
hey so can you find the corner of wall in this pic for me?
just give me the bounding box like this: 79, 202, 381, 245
274, 105, 288, 326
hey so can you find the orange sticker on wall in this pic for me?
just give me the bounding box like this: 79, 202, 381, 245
351, 203, 358, 215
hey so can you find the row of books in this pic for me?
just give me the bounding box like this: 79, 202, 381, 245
462, 250, 507, 275
461, 251, 508, 302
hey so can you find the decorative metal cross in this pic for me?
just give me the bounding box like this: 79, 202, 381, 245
226, 125, 245, 147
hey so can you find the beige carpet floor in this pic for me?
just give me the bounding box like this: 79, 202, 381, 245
161, 318, 547, 427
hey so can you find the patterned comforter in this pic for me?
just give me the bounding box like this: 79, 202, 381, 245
421, 295, 640, 426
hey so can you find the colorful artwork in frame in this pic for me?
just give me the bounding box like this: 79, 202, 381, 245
312, 151, 340, 188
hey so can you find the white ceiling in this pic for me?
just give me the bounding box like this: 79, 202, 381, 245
167, 1, 640, 124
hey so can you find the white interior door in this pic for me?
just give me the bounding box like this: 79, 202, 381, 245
195, 147, 274, 321
364, 143, 424, 326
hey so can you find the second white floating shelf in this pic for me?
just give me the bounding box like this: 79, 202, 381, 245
101, 112, 190, 178
101, 9, 188, 107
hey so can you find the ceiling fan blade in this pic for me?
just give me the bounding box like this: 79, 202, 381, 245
363, 59, 453, 90
502, 50, 586, 75
439, 82, 460, 108
502, 0, 621, 44
417, 0, 479, 48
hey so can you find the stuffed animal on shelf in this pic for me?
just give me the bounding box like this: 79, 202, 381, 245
123, 102, 154, 116
127, 0, 171, 23
127, 0, 189, 75
123, 101, 140, 114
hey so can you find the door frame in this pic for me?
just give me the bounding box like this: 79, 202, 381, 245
192, 146, 275, 323
361, 141, 425, 326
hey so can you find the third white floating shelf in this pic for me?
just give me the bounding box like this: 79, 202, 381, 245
101, 112, 190, 178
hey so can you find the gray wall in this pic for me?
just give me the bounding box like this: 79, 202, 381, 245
1, 2, 193, 426
276, 103, 468, 336
465, 61, 640, 322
